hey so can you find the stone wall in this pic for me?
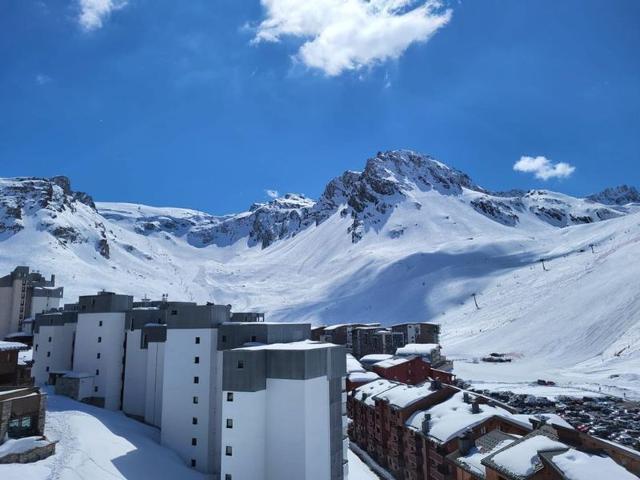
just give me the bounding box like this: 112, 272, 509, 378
0, 441, 56, 464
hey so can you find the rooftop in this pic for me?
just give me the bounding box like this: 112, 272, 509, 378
373, 357, 411, 369
353, 379, 400, 406
396, 343, 440, 356
544, 448, 639, 480
406, 391, 533, 444
451, 430, 518, 478
233, 340, 338, 351
0, 340, 28, 352
373, 381, 439, 409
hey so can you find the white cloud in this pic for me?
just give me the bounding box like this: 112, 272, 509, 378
252, 0, 452, 76
77, 0, 128, 31
265, 189, 280, 199
35, 74, 52, 85
513, 155, 576, 181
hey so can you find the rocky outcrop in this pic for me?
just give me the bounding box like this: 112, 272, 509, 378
587, 185, 640, 206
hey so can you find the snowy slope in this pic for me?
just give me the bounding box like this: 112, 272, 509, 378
1, 150, 639, 396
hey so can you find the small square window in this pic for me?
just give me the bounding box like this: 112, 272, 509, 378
251, 335, 257, 342
222, 335, 227, 342
194, 356, 200, 364
225, 446, 232, 456
98, 336, 102, 343
195, 337, 200, 344
94, 386, 98, 393
45, 366, 50, 372
99, 320, 103, 327
171, 310, 178, 315
192, 438, 197, 446
226, 392, 233, 402
48, 336, 52, 342
225, 475, 232, 480
192, 417, 198, 425
47, 352, 51, 357
226, 419, 233, 429
237, 360, 244, 369
193, 396, 199, 404
96, 369, 100, 376
194, 376, 199, 384
35, 344, 39, 351
190, 459, 196, 468
97, 353, 101, 359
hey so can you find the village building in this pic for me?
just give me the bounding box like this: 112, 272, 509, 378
0, 266, 63, 340
392, 323, 441, 345
0, 340, 31, 386
372, 356, 434, 385
31, 291, 347, 478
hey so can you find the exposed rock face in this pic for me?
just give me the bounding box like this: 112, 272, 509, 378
587, 185, 640, 206
0, 151, 637, 253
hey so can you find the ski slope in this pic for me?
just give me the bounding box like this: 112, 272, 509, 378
1, 151, 639, 397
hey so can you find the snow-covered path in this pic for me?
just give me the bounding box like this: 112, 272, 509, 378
0, 391, 209, 480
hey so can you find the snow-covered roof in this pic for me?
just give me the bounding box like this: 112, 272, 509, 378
373, 381, 438, 409
353, 379, 399, 406
346, 354, 365, 373
548, 448, 639, 480
456, 432, 516, 477
348, 371, 380, 383
235, 340, 338, 351
0, 340, 28, 352
373, 357, 411, 369
360, 354, 393, 364
406, 391, 532, 444
396, 343, 439, 356
486, 434, 566, 478
0, 436, 51, 457
4, 331, 32, 339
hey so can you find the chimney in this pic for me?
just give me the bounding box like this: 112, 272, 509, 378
463, 392, 470, 403
471, 401, 481, 414
421, 413, 431, 435
458, 430, 474, 456
430, 379, 442, 390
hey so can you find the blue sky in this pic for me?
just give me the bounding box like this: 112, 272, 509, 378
1, 0, 638, 214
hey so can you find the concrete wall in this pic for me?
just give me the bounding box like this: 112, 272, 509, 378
161, 328, 221, 475
73, 312, 126, 410
144, 342, 165, 427
122, 329, 147, 418
32, 323, 76, 385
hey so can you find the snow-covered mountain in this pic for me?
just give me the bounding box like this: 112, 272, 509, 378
2, 150, 640, 396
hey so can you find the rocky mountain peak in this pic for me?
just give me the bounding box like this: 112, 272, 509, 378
587, 185, 640, 206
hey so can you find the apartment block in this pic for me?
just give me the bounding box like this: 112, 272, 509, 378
0, 266, 63, 339
32, 291, 347, 478
221, 340, 347, 480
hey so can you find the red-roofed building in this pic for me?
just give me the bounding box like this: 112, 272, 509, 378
373, 356, 456, 386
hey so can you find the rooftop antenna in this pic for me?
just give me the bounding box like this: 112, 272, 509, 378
161, 293, 168, 302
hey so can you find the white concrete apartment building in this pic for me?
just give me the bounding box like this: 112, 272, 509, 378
220, 340, 347, 480
0, 266, 63, 339
32, 309, 78, 385
31, 293, 347, 479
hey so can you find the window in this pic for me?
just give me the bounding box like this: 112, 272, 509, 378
45, 366, 50, 372
193, 376, 199, 384
225, 475, 232, 480
194, 356, 200, 364
35, 344, 38, 351
94, 386, 98, 393
226, 392, 233, 402
96, 369, 100, 376
99, 320, 103, 327
237, 360, 244, 369
47, 352, 51, 358
98, 336, 102, 343
222, 335, 227, 342
171, 310, 178, 315
192, 417, 198, 425
225, 446, 232, 456
251, 335, 257, 342
48, 336, 52, 342
97, 353, 101, 359
226, 419, 233, 429
191, 438, 197, 446
193, 396, 199, 404
190, 459, 196, 468
195, 337, 200, 344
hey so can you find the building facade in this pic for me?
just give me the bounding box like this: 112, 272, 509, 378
0, 266, 63, 339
